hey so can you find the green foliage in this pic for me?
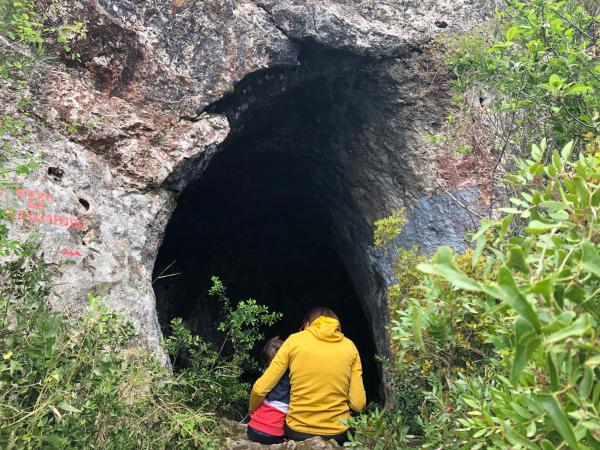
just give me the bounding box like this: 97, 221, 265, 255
358, 2, 600, 449
0, 0, 86, 74
0, 249, 219, 449
345, 407, 410, 449
162, 276, 281, 418
373, 209, 407, 249
0, 208, 281, 447
443, 0, 599, 152
386, 246, 425, 323
379, 140, 600, 449
414, 140, 600, 449
209, 275, 282, 371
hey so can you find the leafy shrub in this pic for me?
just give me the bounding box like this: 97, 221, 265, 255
444, 0, 599, 150
345, 406, 409, 450
0, 245, 219, 449
162, 276, 281, 418
418, 138, 600, 449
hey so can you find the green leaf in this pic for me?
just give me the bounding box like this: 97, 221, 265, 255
503, 421, 540, 449
531, 143, 543, 161
565, 84, 593, 96
540, 440, 556, 450
498, 214, 514, 240
573, 177, 590, 208
496, 267, 541, 332
527, 421, 537, 438
412, 308, 425, 351
513, 317, 540, 384
547, 351, 559, 392
472, 235, 487, 268
539, 201, 568, 211
579, 366, 593, 398
536, 394, 580, 450
561, 141, 575, 160
530, 278, 553, 303
499, 207, 521, 214
582, 241, 600, 278
545, 314, 592, 344
505, 25, 523, 41
472, 219, 493, 241
507, 246, 530, 274
417, 247, 483, 292
525, 220, 566, 233
58, 401, 81, 413
584, 355, 600, 368
552, 151, 563, 171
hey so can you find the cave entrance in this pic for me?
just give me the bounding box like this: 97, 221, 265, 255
153, 47, 388, 404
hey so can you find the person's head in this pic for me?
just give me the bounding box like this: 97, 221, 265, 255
302, 306, 341, 331
260, 336, 284, 367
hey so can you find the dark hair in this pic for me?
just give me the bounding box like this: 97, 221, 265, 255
260, 336, 283, 367
303, 307, 341, 332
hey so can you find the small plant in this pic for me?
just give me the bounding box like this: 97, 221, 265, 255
345, 407, 410, 449
373, 209, 406, 249
162, 276, 282, 417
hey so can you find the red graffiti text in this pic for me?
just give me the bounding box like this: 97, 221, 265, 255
27, 198, 46, 210
60, 248, 82, 257
16, 188, 55, 202
17, 210, 85, 230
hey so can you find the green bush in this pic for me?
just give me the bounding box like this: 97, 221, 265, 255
345, 406, 409, 450
414, 136, 600, 449
443, 0, 599, 154
0, 208, 219, 448
162, 276, 281, 418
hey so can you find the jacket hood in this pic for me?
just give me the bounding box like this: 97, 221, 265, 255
306, 316, 344, 342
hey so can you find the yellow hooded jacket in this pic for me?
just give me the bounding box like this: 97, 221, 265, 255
249, 316, 366, 436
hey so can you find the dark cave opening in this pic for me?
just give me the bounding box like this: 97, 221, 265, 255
152, 45, 399, 405
154, 150, 381, 402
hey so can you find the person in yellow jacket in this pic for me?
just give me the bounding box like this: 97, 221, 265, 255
249, 307, 366, 445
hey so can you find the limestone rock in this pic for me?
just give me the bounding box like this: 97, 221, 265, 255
1, 0, 493, 363
258, 0, 498, 56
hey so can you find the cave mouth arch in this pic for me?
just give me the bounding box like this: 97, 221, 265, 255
150, 45, 413, 405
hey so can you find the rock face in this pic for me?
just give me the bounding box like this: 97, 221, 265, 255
1, 0, 494, 378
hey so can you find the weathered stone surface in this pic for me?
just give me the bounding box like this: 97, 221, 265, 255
258, 0, 498, 56
1, 0, 493, 367
45, 0, 299, 116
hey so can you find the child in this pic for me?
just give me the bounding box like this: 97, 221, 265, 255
247, 337, 290, 445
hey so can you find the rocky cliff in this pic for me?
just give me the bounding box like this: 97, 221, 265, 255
0, 0, 496, 368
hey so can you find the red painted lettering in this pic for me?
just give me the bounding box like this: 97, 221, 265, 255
71, 220, 85, 230
27, 198, 45, 210
17, 210, 26, 220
